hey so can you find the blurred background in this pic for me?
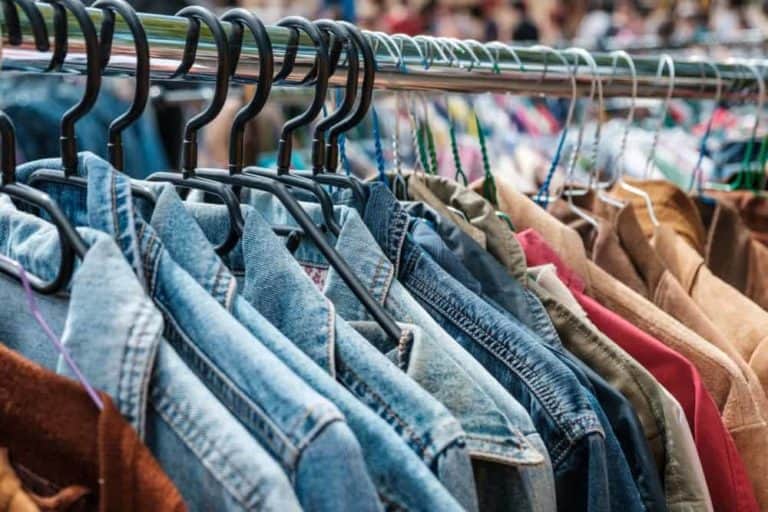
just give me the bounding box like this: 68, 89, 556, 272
118, 0, 768, 47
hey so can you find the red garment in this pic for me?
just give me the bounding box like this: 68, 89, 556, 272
517, 228, 759, 512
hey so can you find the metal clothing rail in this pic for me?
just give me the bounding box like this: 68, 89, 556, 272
0, 2, 767, 100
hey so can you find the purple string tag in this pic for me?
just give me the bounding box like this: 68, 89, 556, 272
2, 255, 104, 410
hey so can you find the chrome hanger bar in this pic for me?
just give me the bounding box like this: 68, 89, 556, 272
0, 2, 766, 100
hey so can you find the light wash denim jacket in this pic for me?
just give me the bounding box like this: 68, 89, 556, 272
0, 196, 301, 511
13, 153, 380, 512
237, 190, 559, 512
149, 187, 466, 511
183, 193, 475, 511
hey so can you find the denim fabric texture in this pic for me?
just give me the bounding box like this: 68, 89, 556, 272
0, 196, 301, 511
234, 190, 556, 512
13, 153, 380, 512
406, 201, 666, 512
357, 182, 642, 512
152, 191, 466, 512
185, 194, 474, 512
403, 174, 713, 511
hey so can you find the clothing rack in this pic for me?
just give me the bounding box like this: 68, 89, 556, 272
1, 3, 767, 101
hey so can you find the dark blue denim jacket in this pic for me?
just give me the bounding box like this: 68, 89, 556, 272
151, 190, 468, 511
14, 153, 381, 512
361, 182, 639, 512
406, 201, 666, 512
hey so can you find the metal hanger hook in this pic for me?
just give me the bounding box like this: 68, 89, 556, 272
367, 31, 401, 71
687, 56, 723, 191
562, 47, 603, 195
607, 50, 638, 185
643, 53, 676, 179
393, 33, 428, 70
464, 39, 496, 73
530, 46, 578, 133
485, 41, 523, 74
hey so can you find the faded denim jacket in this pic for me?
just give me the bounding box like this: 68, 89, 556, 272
236, 190, 556, 512
149, 188, 467, 511
185, 191, 475, 511
0, 197, 301, 511
13, 153, 380, 512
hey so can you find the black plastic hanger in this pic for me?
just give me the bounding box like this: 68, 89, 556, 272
0, 113, 88, 294
297, 21, 372, 209
3, 0, 49, 51
244, 17, 341, 237
25, 0, 101, 192
94, 0, 156, 205
196, 12, 403, 343
224, 8, 273, 176
308, 20, 359, 174
28, 0, 157, 206
145, 5, 243, 256
39, 0, 101, 174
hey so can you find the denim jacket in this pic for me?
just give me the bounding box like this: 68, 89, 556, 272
238, 190, 557, 512
360, 183, 626, 512
150, 189, 466, 511
409, 201, 666, 511
185, 193, 474, 511
13, 153, 380, 512
0, 197, 301, 511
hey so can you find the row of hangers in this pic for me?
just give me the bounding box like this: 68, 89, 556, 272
0, 0, 766, 345
0, 0, 405, 341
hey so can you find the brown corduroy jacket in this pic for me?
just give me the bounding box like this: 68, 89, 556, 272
0, 344, 186, 512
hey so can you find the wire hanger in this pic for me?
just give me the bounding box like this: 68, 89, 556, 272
0, 112, 88, 294
687, 58, 723, 195
244, 17, 341, 237
614, 52, 669, 227
195, 12, 404, 344
27, 0, 158, 207
145, 5, 244, 256
527, 45, 578, 209
595, 50, 635, 209
558, 47, 601, 228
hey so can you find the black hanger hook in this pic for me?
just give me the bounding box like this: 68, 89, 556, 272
174, 5, 230, 176
3, 0, 49, 51
40, 0, 102, 176
310, 20, 359, 174
222, 8, 273, 176
92, 0, 150, 171
326, 22, 376, 173
275, 16, 329, 175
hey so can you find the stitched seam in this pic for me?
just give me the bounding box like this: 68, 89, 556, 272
151, 387, 267, 509
153, 298, 303, 472
336, 357, 436, 462
325, 299, 337, 379
553, 300, 673, 477
405, 272, 602, 465
119, 299, 157, 437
